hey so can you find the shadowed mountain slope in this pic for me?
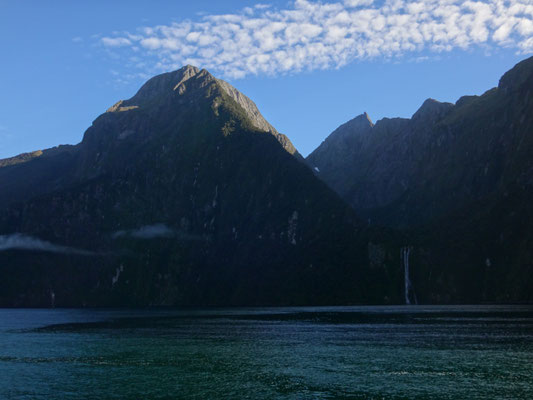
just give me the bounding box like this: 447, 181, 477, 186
307, 56, 533, 303
0, 66, 401, 307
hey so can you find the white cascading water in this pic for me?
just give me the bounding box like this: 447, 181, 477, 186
402, 246, 417, 305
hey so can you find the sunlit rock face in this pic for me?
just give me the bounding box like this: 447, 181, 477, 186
0, 66, 401, 307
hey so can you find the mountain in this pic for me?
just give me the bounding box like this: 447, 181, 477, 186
0, 66, 402, 307
307, 56, 533, 302
306, 98, 460, 227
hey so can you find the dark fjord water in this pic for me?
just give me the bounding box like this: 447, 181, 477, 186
1, 305, 532, 399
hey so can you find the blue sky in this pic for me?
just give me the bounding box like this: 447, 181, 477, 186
1, 0, 532, 158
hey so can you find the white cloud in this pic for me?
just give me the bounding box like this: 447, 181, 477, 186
100, 0, 533, 79
113, 223, 174, 239
0, 233, 95, 256
101, 37, 132, 47
112, 224, 205, 241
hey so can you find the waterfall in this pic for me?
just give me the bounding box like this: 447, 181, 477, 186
402, 246, 417, 305
402, 247, 411, 305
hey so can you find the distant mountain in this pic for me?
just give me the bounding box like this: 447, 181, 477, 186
307, 56, 533, 302
0, 66, 401, 307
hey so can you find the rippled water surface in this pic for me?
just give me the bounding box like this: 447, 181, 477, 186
1, 305, 532, 399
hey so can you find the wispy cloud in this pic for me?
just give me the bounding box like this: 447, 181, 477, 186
102, 37, 132, 47
112, 223, 205, 241
0, 233, 96, 256
99, 0, 533, 79
113, 223, 175, 239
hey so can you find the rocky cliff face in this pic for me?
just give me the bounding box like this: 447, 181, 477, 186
215, 77, 302, 158
307, 58, 533, 229
306, 98, 459, 223
306, 113, 374, 194
307, 56, 533, 303
0, 66, 401, 307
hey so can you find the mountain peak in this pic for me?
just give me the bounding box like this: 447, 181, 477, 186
306, 112, 373, 164
131, 65, 204, 104
359, 112, 374, 125
99, 65, 301, 158
342, 112, 374, 131
412, 98, 454, 121
498, 55, 533, 93
105, 65, 206, 114
121, 65, 279, 138
310, 112, 374, 153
